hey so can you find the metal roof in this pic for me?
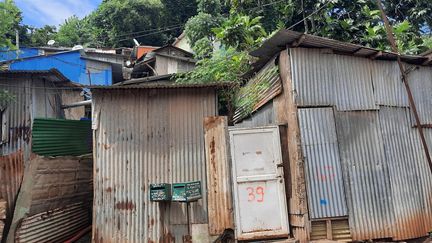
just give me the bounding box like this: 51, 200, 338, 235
250, 29, 430, 71
114, 73, 175, 86
0, 68, 81, 87
89, 81, 233, 90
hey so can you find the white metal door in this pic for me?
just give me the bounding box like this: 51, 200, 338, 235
229, 126, 289, 241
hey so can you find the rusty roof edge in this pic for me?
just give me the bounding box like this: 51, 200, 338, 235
251, 29, 427, 64
87, 82, 235, 90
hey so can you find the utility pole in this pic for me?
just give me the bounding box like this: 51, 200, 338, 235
15, 29, 19, 50
376, 0, 432, 174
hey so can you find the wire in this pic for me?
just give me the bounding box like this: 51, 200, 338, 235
115, 23, 185, 38
286, 0, 332, 30
112, 0, 289, 42
116, 25, 185, 42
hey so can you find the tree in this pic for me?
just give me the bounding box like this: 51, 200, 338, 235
57, 16, 91, 46
184, 0, 225, 56
0, 0, 21, 48
160, 0, 198, 43
88, 0, 168, 47
213, 14, 267, 51
29, 25, 57, 46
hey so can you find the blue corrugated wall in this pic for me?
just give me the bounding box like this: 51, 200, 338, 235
9, 51, 112, 85
0, 47, 39, 62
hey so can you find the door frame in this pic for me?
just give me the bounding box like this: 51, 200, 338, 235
228, 126, 289, 241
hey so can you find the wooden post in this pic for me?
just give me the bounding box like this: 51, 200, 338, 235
204, 116, 234, 235
274, 48, 309, 242
0, 199, 6, 243
376, 0, 432, 174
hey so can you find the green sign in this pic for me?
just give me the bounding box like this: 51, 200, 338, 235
172, 181, 202, 202
149, 183, 171, 201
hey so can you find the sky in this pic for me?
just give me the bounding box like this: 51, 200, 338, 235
15, 0, 102, 28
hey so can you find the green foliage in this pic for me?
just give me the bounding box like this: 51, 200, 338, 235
56, 16, 90, 46
29, 25, 57, 46
0, 0, 21, 48
234, 69, 273, 115
176, 47, 250, 84
213, 14, 266, 51
185, 12, 224, 49
193, 37, 213, 59
88, 0, 166, 47
197, 0, 222, 15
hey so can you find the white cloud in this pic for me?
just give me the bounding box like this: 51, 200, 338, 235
16, 0, 99, 26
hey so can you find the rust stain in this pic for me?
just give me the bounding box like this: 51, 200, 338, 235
115, 201, 136, 211
159, 232, 174, 243
0, 150, 24, 219
105, 187, 112, 193
150, 218, 155, 226
10, 126, 31, 143
256, 151, 262, 155
204, 116, 222, 130
103, 143, 111, 150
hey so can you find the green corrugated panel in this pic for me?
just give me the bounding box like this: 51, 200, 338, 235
32, 118, 92, 156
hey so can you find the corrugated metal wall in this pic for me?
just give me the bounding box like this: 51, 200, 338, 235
290, 48, 377, 110
288, 47, 432, 241
9, 156, 92, 243
407, 65, 432, 125
92, 88, 217, 242
15, 202, 91, 243
298, 107, 347, 219
0, 75, 80, 241
335, 111, 394, 240
32, 118, 92, 156
379, 106, 430, 240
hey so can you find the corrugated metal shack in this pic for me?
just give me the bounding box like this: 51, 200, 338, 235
0, 69, 93, 242
234, 30, 432, 242
90, 81, 228, 242
2, 50, 114, 85
0, 48, 40, 62
130, 46, 195, 79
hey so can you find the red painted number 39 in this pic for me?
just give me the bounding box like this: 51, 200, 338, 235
246, 186, 264, 202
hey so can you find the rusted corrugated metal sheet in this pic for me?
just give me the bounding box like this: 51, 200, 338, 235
92, 88, 217, 242
15, 202, 91, 243
204, 116, 234, 235
0, 151, 24, 220
0, 79, 31, 157
298, 107, 347, 219
371, 60, 409, 107
421, 129, 432, 232
379, 106, 431, 240
6, 155, 93, 243
233, 57, 282, 123
407, 65, 432, 125
250, 29, 428, 74
335, 111, 394, 240
290, 48, 377, 111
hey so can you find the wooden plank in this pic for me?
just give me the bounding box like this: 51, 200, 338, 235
273, 48, 310, 242
204, 116, 234, 235
0, 199, 6, 220
0, 220, 4, 241
326, 219, 333, 240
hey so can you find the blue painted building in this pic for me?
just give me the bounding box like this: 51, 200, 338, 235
0, 47, 40, 62
8, 50, 112, 86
